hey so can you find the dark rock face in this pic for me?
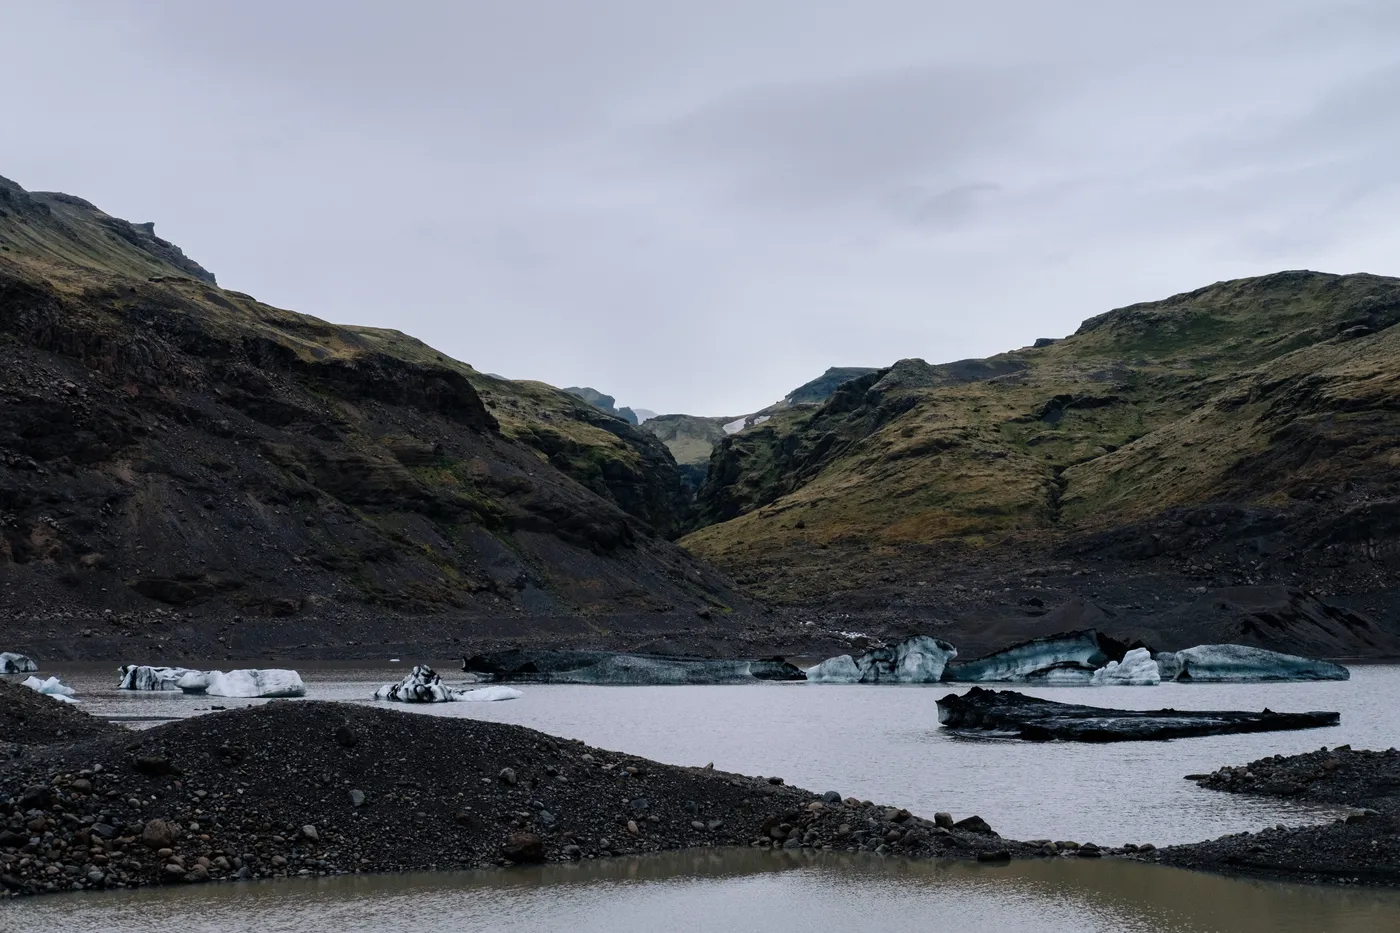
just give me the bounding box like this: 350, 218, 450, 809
936, 687, 1340, 742
463, 650, 805, 684
0, 173, 738, 638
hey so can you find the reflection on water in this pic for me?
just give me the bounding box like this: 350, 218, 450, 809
14, 850, 1400, 933
28, 663, 1400, 846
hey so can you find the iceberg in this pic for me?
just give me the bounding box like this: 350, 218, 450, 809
204, 669, 307, 698
22, 675, 79, 704
944, 630, 1124, 684
118, 665, 306, 697
0, 651, 38, 674
806, 635, 958, 684
375, 664, 522, 702
1090, 648, 1161, 686
463, 650, 805, 685
118, 665, 203, 691
1157, 645, 1349, 683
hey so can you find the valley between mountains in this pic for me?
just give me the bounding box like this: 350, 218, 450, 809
3, 172, 1400, 662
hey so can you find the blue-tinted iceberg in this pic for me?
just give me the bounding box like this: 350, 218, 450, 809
22, 675, 79, 704
1090, 648, 1161, 686
375, 664, 522, 702
464, 650, 803, 685
806, 635, 958, 684
944, 630, 1121, 684
1156, 645, 1349, 682
0, 651, 38, 674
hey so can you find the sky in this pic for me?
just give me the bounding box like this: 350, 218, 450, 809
4, 1, 1399, 416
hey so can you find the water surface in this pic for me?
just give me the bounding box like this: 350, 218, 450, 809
13, 850, 1400, 933
24, 663, 1400, 845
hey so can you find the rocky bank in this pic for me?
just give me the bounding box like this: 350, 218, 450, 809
1158, 746, 1400, 885
0, 694, 1038, 898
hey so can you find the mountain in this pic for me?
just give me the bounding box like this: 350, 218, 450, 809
0, 174, 739, 658
680, 271, 1400, 640
637, 368, 881, 490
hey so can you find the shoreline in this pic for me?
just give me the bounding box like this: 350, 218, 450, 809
0, 693, 1043, 899
5, 683, 1398, 899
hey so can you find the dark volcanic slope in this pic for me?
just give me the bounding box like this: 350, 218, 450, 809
683, 271, 1400, 653
0, 700, 1030, 897
0, 173, 743, 654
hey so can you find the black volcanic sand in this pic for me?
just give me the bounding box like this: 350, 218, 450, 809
0, 699, 1041, 898
1157, 746, 1400, 886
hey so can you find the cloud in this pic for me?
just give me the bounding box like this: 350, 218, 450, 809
1, 1, 1397, 414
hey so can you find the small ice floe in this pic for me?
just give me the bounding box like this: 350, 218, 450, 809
1090, 648, 1161, 686
1156, 645, 1349, 683
22, 675, 79, 704
806, 635, 958, 684
0, 651, 39, 674
118, 665, 306, 697
374, 664, 522, 702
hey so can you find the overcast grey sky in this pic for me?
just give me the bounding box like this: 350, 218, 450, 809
4, 1, 1398, 415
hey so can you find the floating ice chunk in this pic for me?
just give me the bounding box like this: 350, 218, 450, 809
944, 630, 1117, 683
374, 665, 521, 702
457, 685, 523, 702
806, 635, 957, 684
204, 669, 307, 698
1158, 645, 1349, 683
1091, 648, 1161, 686
0, 651, 38, 673
805, 655, 862, 684
22, 675, 79, 703
118, 665, 203, 691
119, 665, 304, 696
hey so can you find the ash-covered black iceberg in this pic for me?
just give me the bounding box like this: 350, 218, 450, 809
936, 688, 1340, 742
462, 650, 805, 685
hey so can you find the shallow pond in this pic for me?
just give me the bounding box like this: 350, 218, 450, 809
12, 849, 1400, 933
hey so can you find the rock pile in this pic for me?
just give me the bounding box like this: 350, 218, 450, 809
0, 699, 1035, 898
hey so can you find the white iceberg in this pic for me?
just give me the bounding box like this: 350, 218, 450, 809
1090, 647, 1161, 686
118, 664, 306, 697
204, 669, 307, 698
374, 664, 522, 702
806, 635, 957, 684
944, 630, 1116, 683
457, 685, 524, 702
22, 675, 79, 704
1157, 645, 1349, 683
0, 651, 38, 674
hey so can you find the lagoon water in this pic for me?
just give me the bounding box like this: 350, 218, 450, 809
32, 663, 1400, 845
11, 663, 1400, 931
